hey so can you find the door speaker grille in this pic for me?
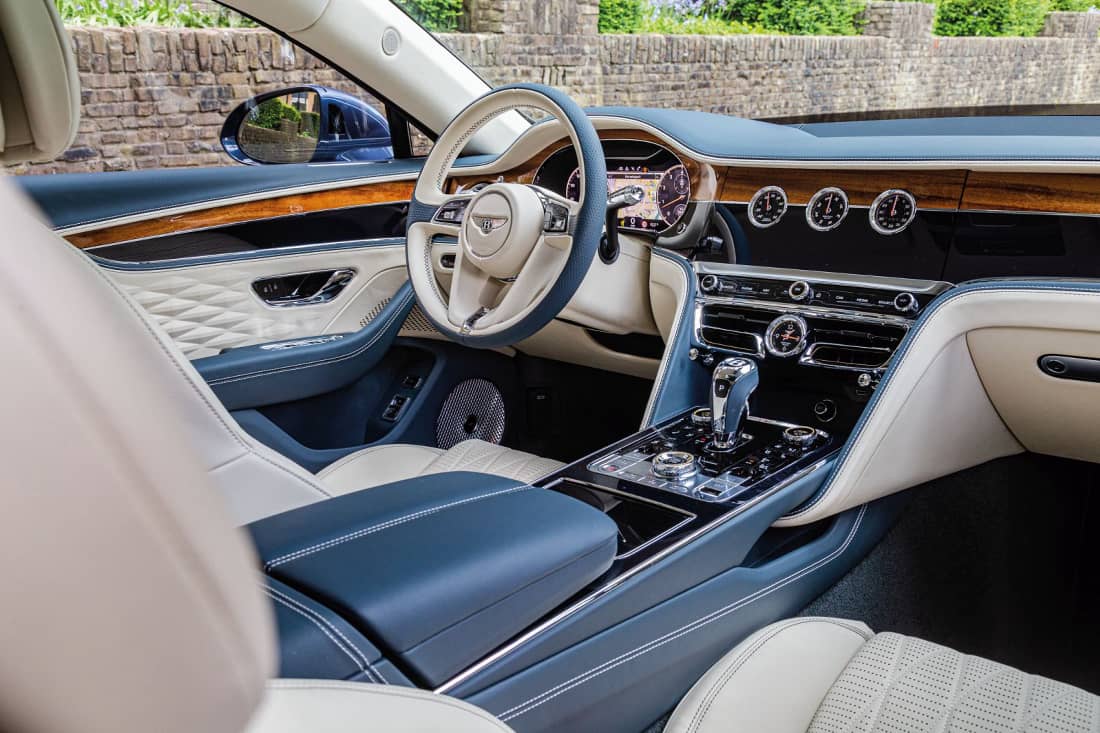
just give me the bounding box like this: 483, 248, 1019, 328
436, 378, 506, 449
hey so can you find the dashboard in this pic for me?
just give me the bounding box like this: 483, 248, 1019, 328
531, 139, 691, 234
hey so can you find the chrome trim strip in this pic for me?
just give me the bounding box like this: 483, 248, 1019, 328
432, 453, 836, 695
697, 298, 914, 329
693, 261, 954, 296
697, 324, 766, 358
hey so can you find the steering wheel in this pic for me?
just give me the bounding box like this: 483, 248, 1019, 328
406, 84, 607, 348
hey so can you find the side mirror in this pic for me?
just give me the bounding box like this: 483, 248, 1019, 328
221, 86, 393, 165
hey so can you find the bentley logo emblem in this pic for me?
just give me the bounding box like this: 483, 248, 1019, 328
471, 215, 508, 235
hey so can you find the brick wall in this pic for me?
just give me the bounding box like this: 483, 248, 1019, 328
12, 2, 1100, 175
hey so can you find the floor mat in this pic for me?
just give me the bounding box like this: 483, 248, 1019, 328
802, 452, 1100, 693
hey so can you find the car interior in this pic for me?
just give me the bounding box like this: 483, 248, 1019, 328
5, 1, 1100, 732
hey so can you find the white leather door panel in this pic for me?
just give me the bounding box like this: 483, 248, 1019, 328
104, 243, 408, 358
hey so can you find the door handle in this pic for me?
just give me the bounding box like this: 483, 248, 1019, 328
252, 269, 356, 308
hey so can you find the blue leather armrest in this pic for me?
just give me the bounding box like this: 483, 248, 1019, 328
193, 283, 415, 410
248, 472, 618, 687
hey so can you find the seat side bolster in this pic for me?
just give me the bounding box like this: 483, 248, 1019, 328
665, 617, 873, 733
245, 681, 514, 733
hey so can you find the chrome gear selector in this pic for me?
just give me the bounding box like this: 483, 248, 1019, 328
711, 357, 759, 450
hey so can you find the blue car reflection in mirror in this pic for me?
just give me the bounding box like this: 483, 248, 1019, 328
221, 84, 393, 165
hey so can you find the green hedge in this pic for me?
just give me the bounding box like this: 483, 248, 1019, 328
251, 98, 301, 131
55, 0, 253, 27
719, 0, 867, 35
1050, 0, 1095, 9
392, 0, 464, 31
599, 0, 647, 32
933, 0, 1052, 36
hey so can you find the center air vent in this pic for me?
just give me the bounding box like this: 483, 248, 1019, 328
799, 317, 907, 370
698, 303, 773, 357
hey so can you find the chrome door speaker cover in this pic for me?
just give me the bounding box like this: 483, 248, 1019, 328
435, 378, 507, 449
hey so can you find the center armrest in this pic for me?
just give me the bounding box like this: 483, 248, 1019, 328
248, 472, 617, 686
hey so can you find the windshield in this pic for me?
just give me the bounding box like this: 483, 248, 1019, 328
392, 0, 1100, 124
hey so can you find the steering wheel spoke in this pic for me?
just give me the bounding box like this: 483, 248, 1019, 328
423, 193, 476, 238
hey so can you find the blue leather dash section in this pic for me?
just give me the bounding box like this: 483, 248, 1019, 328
785, 278, 1100, 521
585, 107, 1100, 162
248, 472, 618, 688
194, 282, 415, 411
21, 155, 495, 231
261, 577, 394, 684
644, 249, 708, 427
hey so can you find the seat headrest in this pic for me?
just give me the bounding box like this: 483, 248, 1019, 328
0, 0, 80, 164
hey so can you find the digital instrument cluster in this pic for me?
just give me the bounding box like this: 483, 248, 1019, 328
533, 140, 691, 234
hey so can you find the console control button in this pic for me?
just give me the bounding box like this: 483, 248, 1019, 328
691, 407, 712, 426
782, 425, 818, 447
894, 291, 918, 314
788, 281, 812, 301
700, 274, 719, 293
652, 451, 699, 481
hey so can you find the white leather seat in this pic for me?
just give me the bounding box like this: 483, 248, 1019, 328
665, 617, 1100, 733
317, 439, 564, 494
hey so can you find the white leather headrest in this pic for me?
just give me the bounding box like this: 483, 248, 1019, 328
0, 0, 80, 164
0, 180, 275, 732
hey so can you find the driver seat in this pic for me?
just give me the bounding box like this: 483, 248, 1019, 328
0, 0, 560, 527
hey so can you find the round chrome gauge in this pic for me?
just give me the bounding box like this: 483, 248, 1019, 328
747, 185, 787, 228
765, 314, 809, 358
806, 187, 849, 232
869, 189, 917, 235
652, 451, 699, 481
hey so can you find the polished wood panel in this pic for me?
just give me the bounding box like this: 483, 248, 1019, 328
450, 129, 722, 202
961, 172, 1100, 215
66, 180, 415, 249
719, 167, 968, 210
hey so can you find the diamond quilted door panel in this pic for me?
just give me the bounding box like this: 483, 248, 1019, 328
107, 243, 409, 359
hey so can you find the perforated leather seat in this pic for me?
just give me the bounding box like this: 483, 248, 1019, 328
664, 617, 1100, 733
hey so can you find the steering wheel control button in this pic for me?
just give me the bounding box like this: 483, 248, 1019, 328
765, 314, 809, 358
652, 451, 699, 481
788, 280, 812, 302
434, 199, 469, 224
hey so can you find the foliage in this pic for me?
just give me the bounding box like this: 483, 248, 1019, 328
933, 0, 1051, 36
1050, 0, 1096, 9
600, 0, 647, 32
54, 0, 254, 28
250, 98, 300, 131
391, 0, 463, 31
301, 111, 321, 139
638, 12, 763, 32
637, 0, 866, 35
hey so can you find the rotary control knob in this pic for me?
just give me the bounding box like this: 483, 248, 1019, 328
783, 426, 818, 448
893, 291, 918, 314
691, 407, 712, 426
700, 275, 719, 294
788, 281, 812, 302
652, 451, 699, 481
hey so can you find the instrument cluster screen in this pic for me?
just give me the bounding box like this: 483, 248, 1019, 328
533, 141, 691, 234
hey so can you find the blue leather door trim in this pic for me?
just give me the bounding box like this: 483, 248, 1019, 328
21, 155, 494, 231
249, 473, 618, 688
194, 282, 415, 411
466, 494, 905, 733
92, 237, 406, 271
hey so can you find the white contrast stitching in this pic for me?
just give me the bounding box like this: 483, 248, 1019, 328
497, 504, 867, 722
263, 587, 386, 684
265, 484, 532, 569
206, 290, 413, 385
263, 585, 387, 684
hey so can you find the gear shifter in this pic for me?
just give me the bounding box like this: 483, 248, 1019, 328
710, 357, 759, 450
